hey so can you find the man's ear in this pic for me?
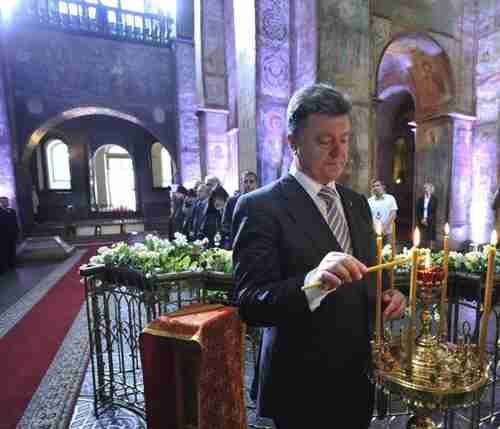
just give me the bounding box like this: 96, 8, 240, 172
287, 135, 298, 154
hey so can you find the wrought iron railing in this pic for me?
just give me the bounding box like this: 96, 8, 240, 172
80, 266, 233, 418
14, 0, 175, 47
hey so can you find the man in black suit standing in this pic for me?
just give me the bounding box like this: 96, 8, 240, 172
0, 197, 19, 270
232, 83, 406, 428
416, 182, 438, 249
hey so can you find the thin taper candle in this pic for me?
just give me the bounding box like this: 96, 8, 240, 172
478, 230, 497, 364
390, 222, 396, 289
375, 222, 383, 345
407, 227, 420, 371
439, 223, 450, 339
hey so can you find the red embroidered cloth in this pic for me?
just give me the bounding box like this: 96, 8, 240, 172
140, 304, 247, 429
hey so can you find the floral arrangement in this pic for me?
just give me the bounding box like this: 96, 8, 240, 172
382, 244, 500, 275
88, 233, 233, 278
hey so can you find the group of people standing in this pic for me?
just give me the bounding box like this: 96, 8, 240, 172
367, 179, 437, 249
168, 171, 259, 248
0, 197, 19, 275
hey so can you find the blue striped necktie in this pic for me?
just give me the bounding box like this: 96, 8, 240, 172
317, 186, 352, 254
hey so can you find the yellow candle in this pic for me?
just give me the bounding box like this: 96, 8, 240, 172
479, 230, 498, 363
440, 223, 450, 339
408, 227, 420, 369
375, 221, 383, 345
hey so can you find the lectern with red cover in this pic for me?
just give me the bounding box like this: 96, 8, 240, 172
139, 304, 247, 429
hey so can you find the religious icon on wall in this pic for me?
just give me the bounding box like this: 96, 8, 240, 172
409, 57, 451, 115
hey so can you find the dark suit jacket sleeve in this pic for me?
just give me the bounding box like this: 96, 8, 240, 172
232, 194, 310, 327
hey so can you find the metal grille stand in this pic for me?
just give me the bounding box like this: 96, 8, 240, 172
80, 265, 233, 418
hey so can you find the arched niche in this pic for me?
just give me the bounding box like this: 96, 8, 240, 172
151, 142, 174, 189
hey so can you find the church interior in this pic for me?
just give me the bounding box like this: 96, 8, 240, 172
1, 0, 500, 428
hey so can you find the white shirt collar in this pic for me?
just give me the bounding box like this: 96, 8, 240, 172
289, 161, 338, 199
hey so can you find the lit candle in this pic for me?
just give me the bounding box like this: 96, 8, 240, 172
440, 223, 450, 339
408, 227, 420, 369
375, 221, 383, 346
479, 230, 498, 364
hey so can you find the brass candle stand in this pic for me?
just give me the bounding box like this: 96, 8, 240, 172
372, 257, 491, 429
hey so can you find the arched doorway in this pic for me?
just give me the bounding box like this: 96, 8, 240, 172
376, 33, 455, 245
91, 144, 137, 212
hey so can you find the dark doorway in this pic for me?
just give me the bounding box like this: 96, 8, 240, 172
376, 92, 415, 245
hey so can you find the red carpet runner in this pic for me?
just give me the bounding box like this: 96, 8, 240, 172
0, 248, 94, 429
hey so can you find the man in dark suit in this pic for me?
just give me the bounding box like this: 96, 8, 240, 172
232, 83, 406, 428
0, 197, 19, 270
416, 182, 438, 249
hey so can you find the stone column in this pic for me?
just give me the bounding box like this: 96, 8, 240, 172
448, 115, 475, 246
175, 40, 202, 187
234, 0, 293, 185
194, 0, 239, 192
0, 26, 17, 211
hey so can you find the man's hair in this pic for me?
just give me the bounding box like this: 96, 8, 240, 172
371, 179, 384, 187
286, 83, 352, 137
242, 170, 258, 181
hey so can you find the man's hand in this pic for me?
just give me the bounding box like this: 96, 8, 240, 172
382, 289, 406, 320
309, 252, 367, 292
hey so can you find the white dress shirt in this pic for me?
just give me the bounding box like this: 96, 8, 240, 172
289, 163, 350, 311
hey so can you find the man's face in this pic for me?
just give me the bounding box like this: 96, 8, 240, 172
242, 175, 258, 193
289, 114, 351, 184
214, 196, 225, 211
372, 181, 384, 197
205, 178, 218, 192
0, 198, 8, 209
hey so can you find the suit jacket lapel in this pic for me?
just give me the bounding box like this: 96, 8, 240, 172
279, 175, 341, 258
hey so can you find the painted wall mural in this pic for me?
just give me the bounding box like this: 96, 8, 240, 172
408, 55, 453, 115
258, 104, 287, 185
256, 0, 290, 184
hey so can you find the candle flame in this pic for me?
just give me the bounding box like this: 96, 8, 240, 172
491, 230, 498, 246
375, 221, 382, 236
413, 227, 420, 247
444, 222, 450, 235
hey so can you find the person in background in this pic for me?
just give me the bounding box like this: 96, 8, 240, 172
232, 83, 405, 428
0, 197, 19, 270
368, 179, 398, 244
198, 185, 229, 246
416, 182, 438, 249
187, 183, 211, 241
0, 199, 9, 274
221, 170, 259, 248
181, 189, 198, 237
168, 185, 188, 240
204, 174, 221, 194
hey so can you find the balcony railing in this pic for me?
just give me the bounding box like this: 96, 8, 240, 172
15, 0, 175, 47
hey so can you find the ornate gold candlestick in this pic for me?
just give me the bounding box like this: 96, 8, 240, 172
372, 229, 491, 429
